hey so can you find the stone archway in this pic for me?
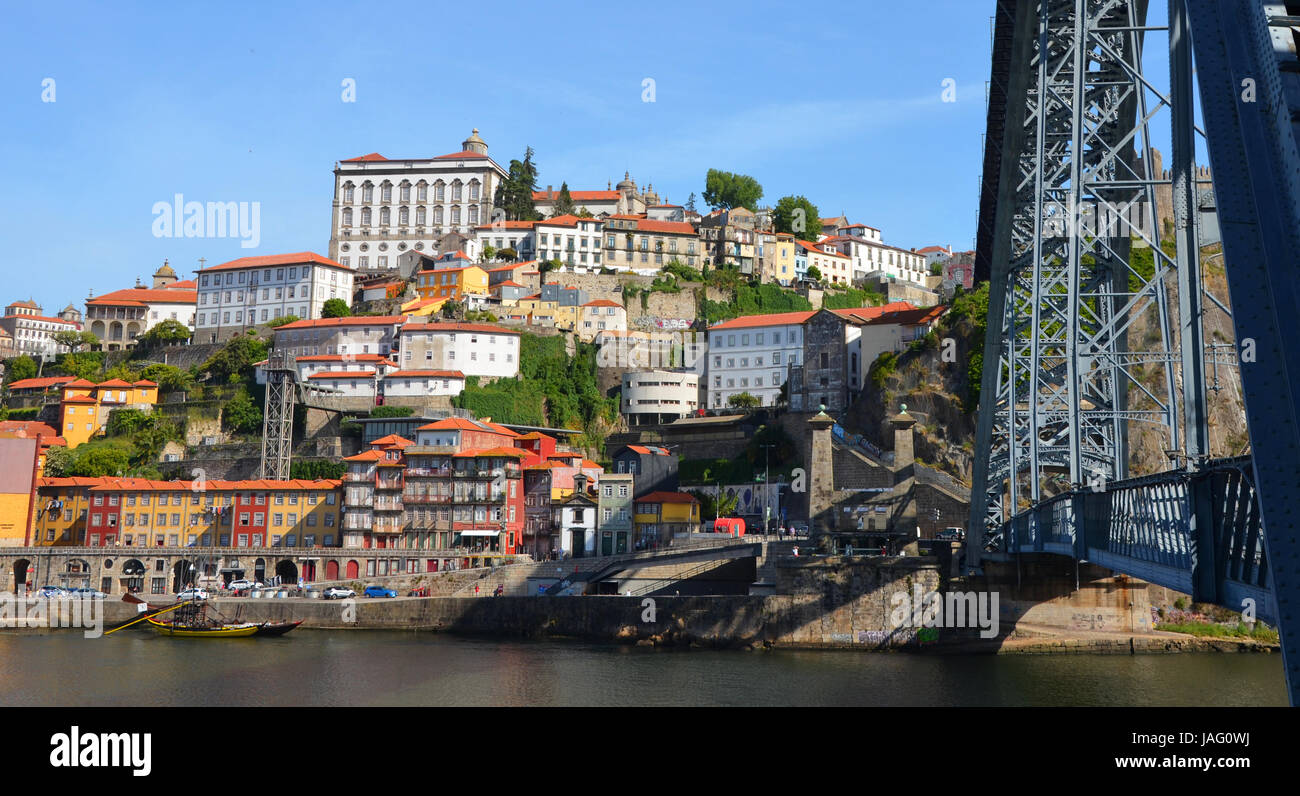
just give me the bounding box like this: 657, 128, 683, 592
65, 559, 91, 589
172, 560, 195, 593
275, 560, 298, 585
325, 561, 339, 580
122, 559, 145, 593
346, 560, 359, 579
254, 558, 266, 583
13, 559, 30, 594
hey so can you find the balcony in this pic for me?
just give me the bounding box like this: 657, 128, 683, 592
375, 479, 403, 491
344, 471, 374, 483
373, 500, 404, 512
404, 493, 452, 504
404, 467, 452, 478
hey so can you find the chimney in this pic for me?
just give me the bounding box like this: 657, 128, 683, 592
890, 404, 917, 472
547, 185, 553, 197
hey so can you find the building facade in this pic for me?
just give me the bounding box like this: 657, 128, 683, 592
195, 252, 356, 342
621, 369, 699, 425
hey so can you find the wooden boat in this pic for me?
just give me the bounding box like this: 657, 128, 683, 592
254, 620, 303, 636
146, 617, 261, 637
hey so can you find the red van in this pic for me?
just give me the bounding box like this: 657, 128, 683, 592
712, 518, 746, 537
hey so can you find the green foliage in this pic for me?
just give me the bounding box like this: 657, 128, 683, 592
727, 392, 760, 409
54, 330, 99, 353
370, 405, 414, 419
497, 248, 518, 262
465, 310, 498, 322
480, 244, 496, 262
805, 265, 822, 283
42, 445, 73, 477
1, 407, 38, 421
106, 408, 153, 436
822, 287, 885, 310
4, 355, 37, 384
321, 298, 351, 318
703, 168, 763, 211
222, 388, 263, 434
702, 282, 813, 324
772, 195, 823, 239
197, 335, 267, 386
684, 193, 697, 213
650, 275, 681, 294
140, 363, 193, 393
290, 459, 347, 480
688, 489, 739, 519
929, 262, 943, 276
138, 319, 192, 347
868, 351, 900, 390
441, 299, 464, 319
51, 352, 104, 380
661, 260, 702, 282
941, 282, 990, 411
552, 182, 577, 217
65, 444, 132, 478
265, 315, 299, 328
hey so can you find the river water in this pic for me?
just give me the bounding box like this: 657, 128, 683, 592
0, 630, 1285, 706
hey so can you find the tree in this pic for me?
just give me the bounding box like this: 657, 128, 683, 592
773, 195, 823, 239
539, 259, 560, 277
42, 445, 73, 477
138, 319, 191, 347
222, 389, 262, 434
67, 446, 131, 478
727, 392, 761, 410
496, 247, 518, 262
321, 298, 351, 318
4, 355, 37, 384
552, 182, 577, 217
140, 363, 193, 393
197, 335, 267, 385
441, 299, 464, 319
53, 330, 99, 353
494, 146, 542, 221
685, 192, 698, 213
480, 244, 496, 263
266, 315, 299, 328
805, 265, 823, 283
703, 169, 763, 211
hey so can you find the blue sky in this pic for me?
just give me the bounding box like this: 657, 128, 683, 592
4, 1, 1016, 312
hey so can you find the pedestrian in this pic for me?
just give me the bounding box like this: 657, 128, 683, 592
475, 583, 480, 596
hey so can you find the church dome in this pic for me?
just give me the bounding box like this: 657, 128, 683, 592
616, 171, 635, 192
153, 259, 176, 278
462, 128, 488, 155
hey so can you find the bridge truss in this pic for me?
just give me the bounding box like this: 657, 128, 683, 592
971, 0, 1300, 702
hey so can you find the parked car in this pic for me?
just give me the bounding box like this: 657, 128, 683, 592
67, 587, 107, 599
227, 579, 263, 591
322, 587, 356, 600
363, 585, 398, 598
935, 528, 966, 541
177, 587, 210, 601
37, 585, 68, 599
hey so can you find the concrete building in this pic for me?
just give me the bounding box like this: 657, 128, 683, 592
329, 129, 508, 272
196, 252, 355, 342
601, 215, 703, 272
532, 173, 660, 217
598, 472, 634, 556
533, 215, 605, 272
0, 300, 82, 360
795, 240, 853, 285
575, 299, 627, 342
621, 369, 699, 425
757, 231, 798, 285
382, 369, 466, 398
706, 311, 809, 409
396, 320, 520, 380
819, 225, 929, 285
611, 444, 678, 499
272, 315, 404, 359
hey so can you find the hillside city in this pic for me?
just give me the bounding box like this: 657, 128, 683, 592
0, 128, 982, 591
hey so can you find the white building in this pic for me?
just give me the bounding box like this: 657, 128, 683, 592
575, 299, 627, 342
621, 369, 700, 425
382, 369, 466, 398
270, 316, 403, 361
796, 240, 853, 285
533, 215, 605, 271
819, 225, 929, 285
706, 312, 811, 409
329, 129, 508, 275
195, 252, 355, 342
0, 301, 82, 360
396, 320, 520, 380
473, 221, 538, 261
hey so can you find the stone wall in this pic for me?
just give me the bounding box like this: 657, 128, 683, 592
967, 558, 1154, 634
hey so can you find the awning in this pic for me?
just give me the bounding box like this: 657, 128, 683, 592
456, 530, 501, 537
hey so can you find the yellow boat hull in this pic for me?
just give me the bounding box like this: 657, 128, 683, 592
147, 618, 261, 637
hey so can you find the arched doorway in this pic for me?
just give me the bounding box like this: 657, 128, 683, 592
122, 559, 145, 594
275, 560, 297, 585
346, 560, 359, 579
301, 561, 316, 582
254, 558, 266, 584
13, 559, 30, 594
325, 561, 339, 580
171, 561, 195, 593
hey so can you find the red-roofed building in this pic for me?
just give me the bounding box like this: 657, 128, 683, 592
601, 213, 704, 272
85, 261, 199, 350
534, 215, 605, 273
196, 252, 355, 342
330, 128, 508, 271
633, 491, 701, 546
397, 320, 520, 380
0, 300, 83, 360
575, 298, 627, 341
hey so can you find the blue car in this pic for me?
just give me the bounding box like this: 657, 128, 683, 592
363, 585, 397, 598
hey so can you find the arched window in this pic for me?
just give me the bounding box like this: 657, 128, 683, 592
380, 207, 390, 226
468, 206, 478, 225
362, 182, 373, 203
361, 208, 372, 226
381, 181, 392, 202
433, 206, 444, 225
400, 182, 410, 202
342, 182, 354, 203
416, 206, 426, 225
342, 208, 352, 226
451, 206, 461, 226
451, 181, 463, 201
417, 182, 427, 201
399, 206, 409, 225
469, 180, 480, 200
434, 182, 445, 201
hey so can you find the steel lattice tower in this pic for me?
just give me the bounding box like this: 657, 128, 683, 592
970, 0, 1208, 556
259, 352, 296, 480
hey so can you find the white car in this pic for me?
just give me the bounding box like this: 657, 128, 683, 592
176, 587, 209, 601
322, 587, 356, 600
226, 579, 263, 591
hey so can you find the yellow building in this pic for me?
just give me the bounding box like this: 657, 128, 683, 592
400, 296, 449, 318
59, 379, 159, 448
32, 476, 104, 545
633, 491, 700, 547
514, 293, 559, 326
414, 265, 489, 302
759, 232, 798, 285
